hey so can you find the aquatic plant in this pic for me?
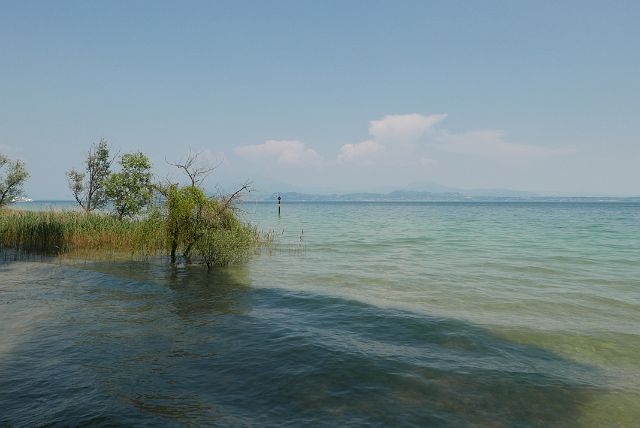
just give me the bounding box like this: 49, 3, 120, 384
1, 149, 260, 266
0, 209, 164, 255
0, 149, 259, 269
157, 180, 257, 268
196, 205, 258, 269
0, 204, 257, 268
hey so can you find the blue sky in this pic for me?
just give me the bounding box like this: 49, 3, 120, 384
1, 0, 638, 198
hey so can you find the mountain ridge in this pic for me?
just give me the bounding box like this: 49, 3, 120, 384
263, 191, 640, 202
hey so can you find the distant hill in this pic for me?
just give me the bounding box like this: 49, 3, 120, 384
265, 191, 640, 202
251, 181, 540, 201
266, 190, 493, 202
266, 191, 462, 202
402, 181, 537, 198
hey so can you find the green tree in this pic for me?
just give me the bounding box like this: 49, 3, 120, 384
0, 153, 29, 207
67, 139, 113, 213
162, 184, 207, 264
161, 183, 255, 268
105, 152, 154, 219
196, 204, 256, 270
159, 153, 254, 267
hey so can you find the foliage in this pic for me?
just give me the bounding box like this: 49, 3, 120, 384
196, 209, 257, 269
158, 153, 256, 268
67, 139, 113, 213
0, 202, 256, 268
0, 153, 29, 207
1, 150, 258, 270
162, 184, 207, 263
159, 183, 256, 267
104, 152, 154, 219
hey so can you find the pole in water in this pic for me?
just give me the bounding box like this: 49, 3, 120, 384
277, 195, 281, 216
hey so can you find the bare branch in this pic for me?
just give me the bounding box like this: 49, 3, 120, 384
220, 181, 253, 213
168, 151, 222, 187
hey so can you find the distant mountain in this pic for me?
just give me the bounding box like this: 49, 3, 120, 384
248, 179, 638, 202
403, 181, 536, 197
401, 181, 461, 193
249, 180, 538, 200
462, 188, 536, 197
267, 191, 465, 202
265, 191, 640, 202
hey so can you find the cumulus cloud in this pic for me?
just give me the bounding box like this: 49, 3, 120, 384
233, 112, 575, 177
235, 140, 319, 165
435, 130, 578, 161
368, 113, 447, 142
334, 113, 446, 163
337, 140, 381, 162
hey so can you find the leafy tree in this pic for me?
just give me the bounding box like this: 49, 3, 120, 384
161, 183, 255, 268
67, 139, 113, 213
159, 153, 254, 266
162, 184, 207, 264
0, 153, 29, 207
105, 152, 154, 219
196, 205, 256, 270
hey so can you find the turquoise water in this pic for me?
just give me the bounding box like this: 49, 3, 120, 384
1, 202, 639, 426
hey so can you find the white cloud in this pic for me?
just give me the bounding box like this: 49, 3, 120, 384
334, 113, 446, 163
232, 112, 576, 192
435, 130, 578, 161
337, 140, 381, 162
368, 113, 447, 142
235, 140, 319, 165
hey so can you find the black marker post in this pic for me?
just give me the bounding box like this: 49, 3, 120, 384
277, 195, 281, 216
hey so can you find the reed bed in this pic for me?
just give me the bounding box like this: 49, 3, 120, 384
257, 228, 305, 256
0, 209, 166, 257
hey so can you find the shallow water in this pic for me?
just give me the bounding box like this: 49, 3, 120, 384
1, 202, 639, 426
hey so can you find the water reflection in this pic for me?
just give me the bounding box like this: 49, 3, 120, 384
87, 260, 254, 318
0, 260, 603, 427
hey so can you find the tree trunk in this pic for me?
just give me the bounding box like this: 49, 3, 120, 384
170, 239, 177, 264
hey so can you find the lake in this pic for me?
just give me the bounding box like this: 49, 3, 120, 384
1, 201, 639, 426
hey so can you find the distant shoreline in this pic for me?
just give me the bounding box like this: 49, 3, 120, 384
11, 198, 640, 205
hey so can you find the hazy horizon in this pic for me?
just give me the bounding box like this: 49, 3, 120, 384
2, 1, 639, 199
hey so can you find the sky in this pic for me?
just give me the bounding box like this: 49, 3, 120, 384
1, 0, 639, 199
